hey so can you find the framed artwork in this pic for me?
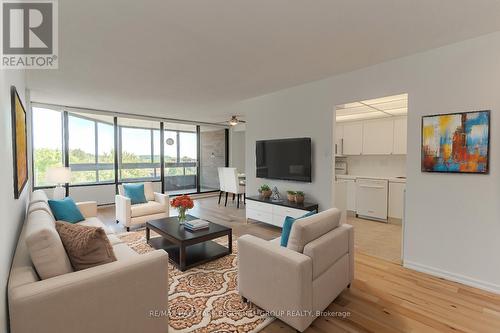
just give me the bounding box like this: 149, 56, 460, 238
11, 86, 28, 198
422, 110, 490, 174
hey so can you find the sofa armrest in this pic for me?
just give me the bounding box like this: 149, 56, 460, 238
76, 201, 97, 218
303, 224, 354, 280
154, 192, 169, 206
9, 250, 169, 333
115, 194, 131, 225
237, 235, 313, 330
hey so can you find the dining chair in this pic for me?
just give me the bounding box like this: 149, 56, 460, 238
219, 167, 246, 208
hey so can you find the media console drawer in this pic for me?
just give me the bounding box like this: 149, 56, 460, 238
245, 196, 319, 228
246, 209, 273, 224
273, 205, 308, 219
246, 200, 273, 214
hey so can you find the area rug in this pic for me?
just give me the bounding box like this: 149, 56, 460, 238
117, 230, 274, 333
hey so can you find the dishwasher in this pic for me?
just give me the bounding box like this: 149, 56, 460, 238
355, 178, 388, 222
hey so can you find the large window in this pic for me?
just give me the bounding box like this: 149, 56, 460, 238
68, 112, 115, 184
118, 118, 160, 181
32, 106, 228, 194
33, 107, 63, 186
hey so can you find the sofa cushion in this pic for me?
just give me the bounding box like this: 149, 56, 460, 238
269, 237, 281, 245
78, 217, 113, 234
48, 197, 85, 223
280, 210, 316, 247
287, 208, 341, 253
30, 189, 49, 204
113, 243, 140, 260
143, 182, 155, 201
123, 183, 148, 205
131, 201, 166, 218
107, 234, 124, 246
27, 201, 54, 218
119, 182, 155, 201
25, 210, 73, 279
55, 222, 117, 271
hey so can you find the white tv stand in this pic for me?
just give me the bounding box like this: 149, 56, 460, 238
245, 196, 318, 228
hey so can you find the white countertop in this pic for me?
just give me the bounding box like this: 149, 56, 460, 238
336, 174, 406, 183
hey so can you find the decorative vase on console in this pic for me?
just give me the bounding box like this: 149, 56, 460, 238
170, 195, 194, 224
271, 186, 282, 201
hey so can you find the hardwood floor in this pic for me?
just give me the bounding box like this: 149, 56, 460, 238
99, 196, 500, 333
348, 216, 402, 263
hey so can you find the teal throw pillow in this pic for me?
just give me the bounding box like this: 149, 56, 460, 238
123, 183, 147, 205
280, 210, 317, 247
48, 197, 85, 223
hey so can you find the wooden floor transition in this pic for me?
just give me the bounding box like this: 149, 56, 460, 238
99, 196, 500, 333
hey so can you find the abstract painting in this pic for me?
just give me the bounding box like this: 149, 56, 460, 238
422, 110, 490, 173
11, 86, 28, 198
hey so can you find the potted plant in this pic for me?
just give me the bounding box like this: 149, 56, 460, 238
258, 184, 272, 198
287, 190, 296, 202
170, 195, 194, 224
295, 191, 305, 204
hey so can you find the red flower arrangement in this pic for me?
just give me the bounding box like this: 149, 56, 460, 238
170, 195, 194, 223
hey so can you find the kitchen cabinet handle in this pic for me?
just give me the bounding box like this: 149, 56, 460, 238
359, 185, 385, 189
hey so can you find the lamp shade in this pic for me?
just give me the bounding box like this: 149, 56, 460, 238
46, 167, 71, 184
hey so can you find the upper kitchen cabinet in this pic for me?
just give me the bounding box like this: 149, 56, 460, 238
393, 117, 407, 154
342, 122, 363, 155
362, 118, 394, 154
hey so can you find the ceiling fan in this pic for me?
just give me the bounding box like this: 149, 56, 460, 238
220, 115, 246, 126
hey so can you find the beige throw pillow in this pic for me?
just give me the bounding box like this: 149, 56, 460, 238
55, 221, 117, 271
25, 210, 73, 280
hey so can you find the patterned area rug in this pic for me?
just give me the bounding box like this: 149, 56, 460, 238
117, 230, 274, 333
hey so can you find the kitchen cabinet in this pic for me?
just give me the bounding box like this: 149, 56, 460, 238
337, 116, 407, 155
346, 179, 357, 211
393, 117, 407, 154
389, 181, 406, 219
362, 118, 394, 155
342, 122, 363, 155
335, 124, 344, 155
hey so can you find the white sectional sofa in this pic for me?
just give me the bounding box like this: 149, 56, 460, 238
8, 190, 169, 333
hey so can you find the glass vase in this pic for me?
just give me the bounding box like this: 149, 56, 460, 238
177, 207, 187, 224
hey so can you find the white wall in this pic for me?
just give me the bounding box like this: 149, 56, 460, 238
0, 70, 29, 332
226, 31, 500, 293
345, 155, 406, 177
230, 129, 246, 172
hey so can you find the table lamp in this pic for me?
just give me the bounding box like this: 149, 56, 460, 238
46, 167, 71, 200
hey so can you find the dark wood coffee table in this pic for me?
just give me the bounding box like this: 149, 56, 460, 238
146, 215, 232, 271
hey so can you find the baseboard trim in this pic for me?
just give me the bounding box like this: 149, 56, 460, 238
404, 260, 500, 294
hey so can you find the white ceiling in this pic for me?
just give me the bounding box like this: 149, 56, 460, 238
336, 93, 408, 122
28, 0, 500, 123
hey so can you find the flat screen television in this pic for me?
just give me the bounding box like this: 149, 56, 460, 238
256, 137, 311, 182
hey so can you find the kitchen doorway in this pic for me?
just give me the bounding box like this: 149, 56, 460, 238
333, 93, 408, 264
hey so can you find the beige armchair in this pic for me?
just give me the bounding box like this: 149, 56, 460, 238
237, 208, 354, 332
116, 182, 169, 231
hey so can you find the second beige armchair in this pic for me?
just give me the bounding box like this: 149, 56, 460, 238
116, 182, 169, 231
237, 208, 354, 332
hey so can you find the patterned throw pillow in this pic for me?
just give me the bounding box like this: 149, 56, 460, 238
55, 221, 117, 271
